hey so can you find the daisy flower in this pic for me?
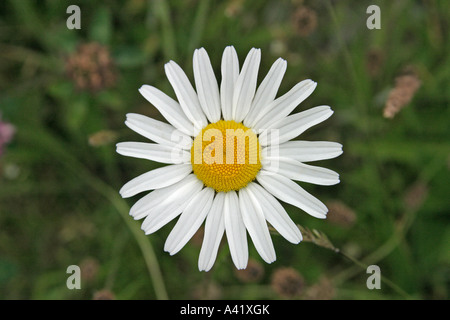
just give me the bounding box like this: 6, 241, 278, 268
117, 46, 342, 271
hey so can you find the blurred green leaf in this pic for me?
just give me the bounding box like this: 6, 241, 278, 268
113, 46, 147, 68
88, 7, 112, 45
64, 92, 89, 132
0, 259, 18, 285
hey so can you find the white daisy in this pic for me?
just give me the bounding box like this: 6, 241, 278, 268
117, 46, 342, 272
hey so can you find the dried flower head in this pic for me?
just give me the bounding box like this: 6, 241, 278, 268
88, 130, 118, 147
403, 180, 428, 211
80, 257, 100, 283
59, 216, 96, 242
66, 42, 117, 92
291, 6, 318, 37
383, 69, 421, 119
0, 118, 15, 157
224, 0, 244, 18
271, 267, 304, 298
297, 224, 338, 252
366, 48, 385, 77
304, 276, 335, 300
326, 200, 357, 227
191, 281, 222, 300
234, 258, 264, 283
93, 289, 116, 300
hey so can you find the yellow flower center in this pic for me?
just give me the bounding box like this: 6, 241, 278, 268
191, 120, 262, 192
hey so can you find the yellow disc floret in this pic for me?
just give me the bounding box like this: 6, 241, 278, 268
191, 120, 262, 192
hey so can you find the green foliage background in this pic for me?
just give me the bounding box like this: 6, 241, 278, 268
0, 0, 448, 299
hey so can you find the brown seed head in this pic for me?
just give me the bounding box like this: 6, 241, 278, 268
383, 69, 421, 119
403, 180, 428, 211
366, 48, 385, 77
304, 277, 335, 300
80, 257, 100, 283
234, 258, 264, 283
66, 42, 117, 92
326, 200, 357, 227
93, 289, 115, 300
291, 6, 318, 37
271, 267, 304, 298
88, 130, 118, 147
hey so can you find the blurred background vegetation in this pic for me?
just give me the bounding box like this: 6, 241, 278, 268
0, 0, 448, 300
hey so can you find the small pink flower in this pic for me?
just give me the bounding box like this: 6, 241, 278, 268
0, 119, 15, 156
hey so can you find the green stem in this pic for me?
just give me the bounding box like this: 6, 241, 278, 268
324, 1, 361, 101
85, 174, 169, 300
152, 0, 177, 61
337, 250, 413, 299
188, 0, 210, 54
22, 127, 169, 300
283, 225, 413, 299
325, 0, 371, 134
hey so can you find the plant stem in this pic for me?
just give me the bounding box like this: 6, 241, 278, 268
188, 0, 210, 54
337, 250, 413, 299
285, 225, 413, 299
23, 127, 169, 300
86, 175, 169, 300
152, 0, 177, 61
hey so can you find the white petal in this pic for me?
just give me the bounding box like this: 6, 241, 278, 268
116, 142, 190, 164
239, 187, 276, 264
220, 46, 239, 121
129, 174, 199, 220
262, 157, 340, 186
140, 175, 203, 234
164, 187, 215, 255
119, 163, 192, 198
259, 106, 333, 146
247, 182, 302, 244
243, 58, 287, 127
138, 85, 195, 136
224, 191, 248, 270
232, 48, 261, 122
264, 141, 343, 162
164, 60, 207, 130
256, 171, 328, 219
193, 48, 221, 123
125, 113, 192, 150
253, 79, 317, 130
198, 192, 226, 272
